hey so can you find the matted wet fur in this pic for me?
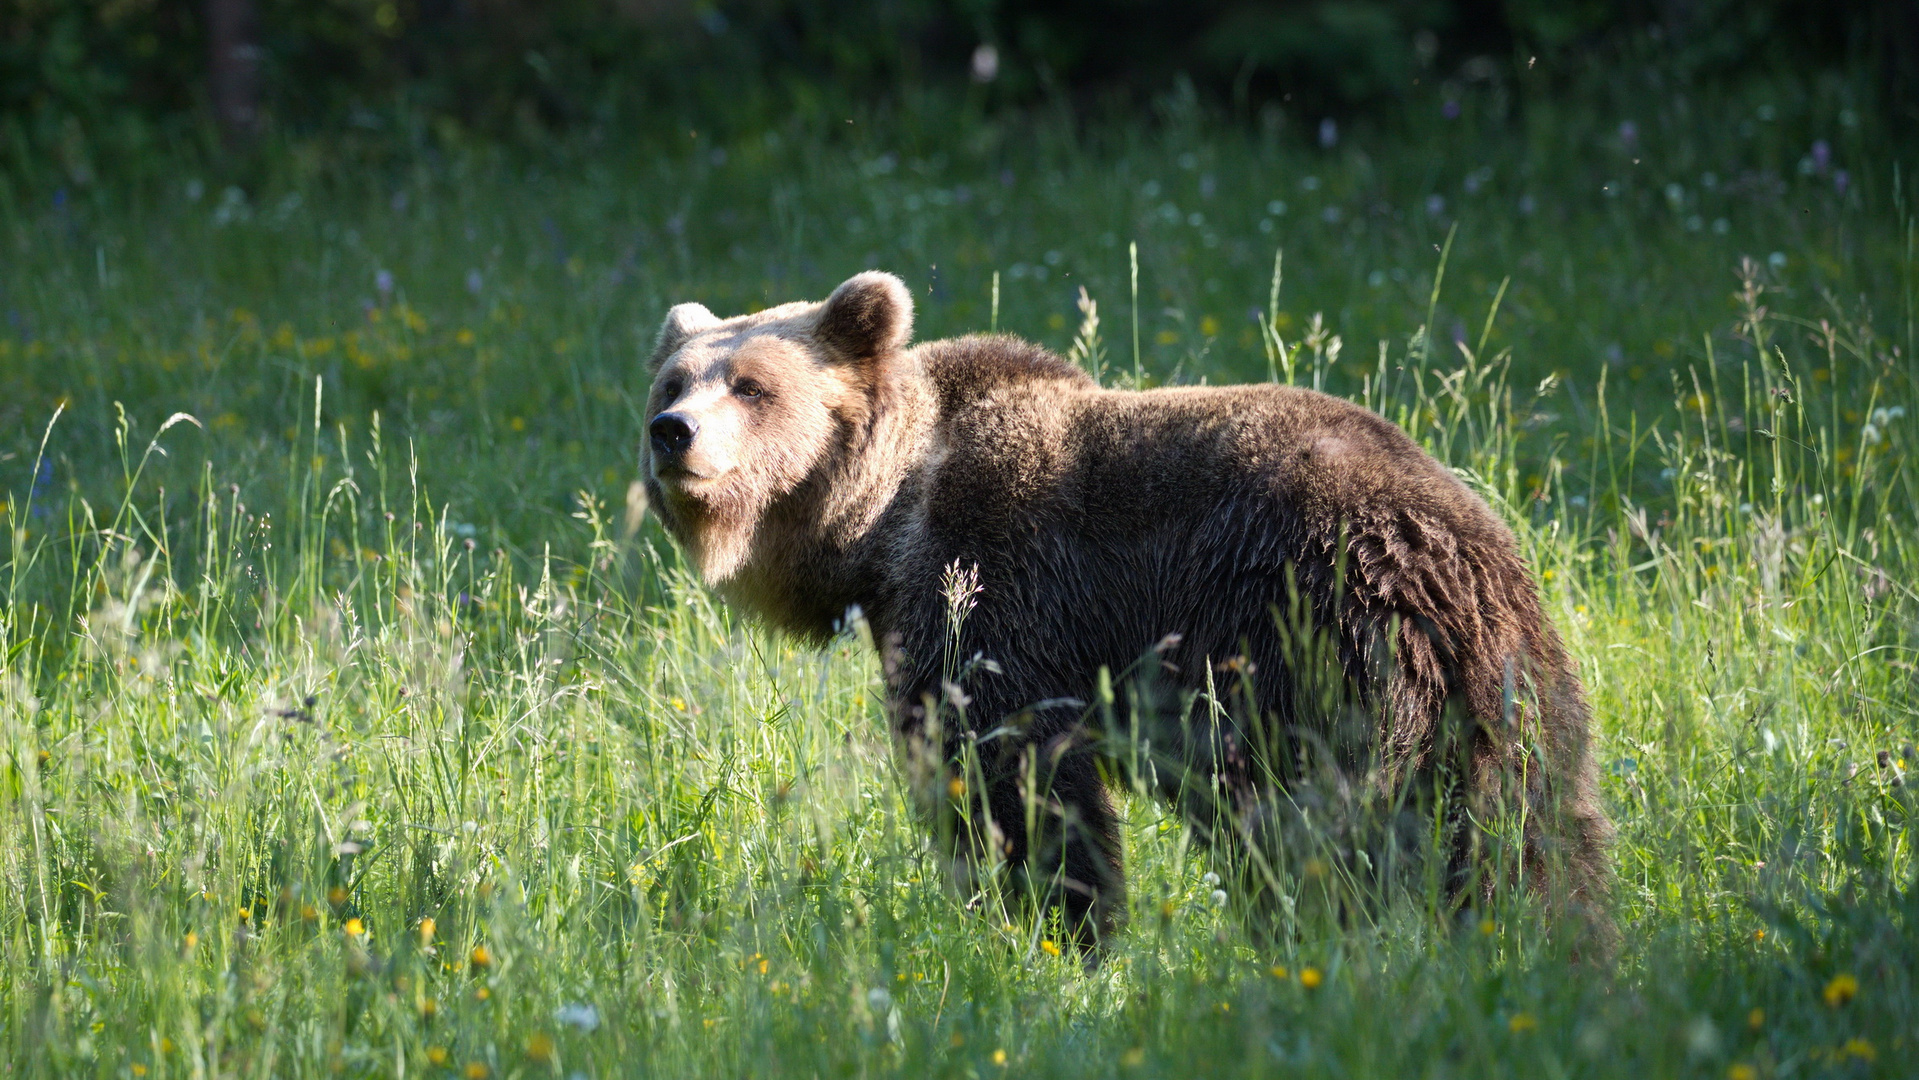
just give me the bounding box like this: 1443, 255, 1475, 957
641, 271, 1614, 955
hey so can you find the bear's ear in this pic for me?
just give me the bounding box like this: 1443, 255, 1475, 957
649, 302, 721, 371
815, 271, 914, 363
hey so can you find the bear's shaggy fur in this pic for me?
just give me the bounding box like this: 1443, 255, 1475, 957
642, 271, 1613, 951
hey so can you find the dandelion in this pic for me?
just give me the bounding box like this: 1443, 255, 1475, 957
1509, 1012, 1538, 1033
1747, 1007, 1764, 1029
992, 1049, 1008, 1066
426, 1046, 448, 1066
131, 1066, 147, 1077
947, 777, 966, 799
420, 917, 436, 947
1727, 1065, 1756, 1080
344, 918, 365, 937
1480, 919, 1496, 936
1839, 1038, 1876, 1063
463, 1062, 489, 1080
1269, 965, 1288, 979
524, 1033, 556, 1064
1823, 973, 1858, 1007
1039, 939, 1061, 957
1210, 889, 1228, 907
183, 931, 198, 950
470, 944, 492, 971
237, 905, 251, 922
1298, 967, 1322, 989
421, 997, 439, 1020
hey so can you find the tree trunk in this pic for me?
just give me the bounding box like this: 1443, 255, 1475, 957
206, 0, 261, 147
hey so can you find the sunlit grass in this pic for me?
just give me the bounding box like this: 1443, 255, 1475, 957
1, 87, 1914, 1076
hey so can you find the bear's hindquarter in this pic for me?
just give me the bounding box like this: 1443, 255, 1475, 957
902, 382, 1580, 791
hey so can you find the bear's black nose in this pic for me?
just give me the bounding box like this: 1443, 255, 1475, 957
650, 412, 697, 459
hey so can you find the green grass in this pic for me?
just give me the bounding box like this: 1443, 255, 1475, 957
2, 77, 1916, 1077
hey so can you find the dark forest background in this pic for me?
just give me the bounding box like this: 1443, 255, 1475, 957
3, 0, 1915, 184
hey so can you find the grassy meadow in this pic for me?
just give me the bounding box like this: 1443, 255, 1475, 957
2, 77, 1916, 1077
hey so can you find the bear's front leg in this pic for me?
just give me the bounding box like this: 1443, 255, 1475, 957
985, 729, 1127, 954
896, 682, 1127, 957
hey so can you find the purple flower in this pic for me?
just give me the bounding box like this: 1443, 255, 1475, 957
1442, 100, 1460, 120
375, 269, 394, 296
1811, 140, 1831, 171
1835, 170, 1850, 196
1318, 118, 1338, 148
1618, 121, 1638, 148
466, 269, 484, 295
1425, 194, 1446, 217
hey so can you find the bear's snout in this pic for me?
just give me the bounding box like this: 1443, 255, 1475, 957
649, 412, 698, 461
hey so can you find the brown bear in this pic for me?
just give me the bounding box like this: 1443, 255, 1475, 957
641, 271, 1612, 952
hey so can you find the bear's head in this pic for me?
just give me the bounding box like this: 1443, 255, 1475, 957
642, 271, 916, 585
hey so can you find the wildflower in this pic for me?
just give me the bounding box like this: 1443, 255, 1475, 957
426, 1046, 448, 1066
1509, 1012, 1538, 1033
992, 1049, 1008, 1066
1121, 1047, 1145, 1067
421, 997, 438, 1020
466, 269, 483, 295
1823, 973, 1858, 1008
1839, 1038, 1876, 1063
1299, 967, 1323, 989
525, 1033, 556, 1064
1039, 939, 1061, 957
419, 918, 436, 947
475, 986, 490, 1001
132, 1066, 147, 1077
1727, 1065, 1756, 1080
948, 777, 965, 798
470, 944, 492, 971
376, 270, 395, 297
463, 1062, 488, 1080
1480, 919, 1496, 936
1210, 889, 1228, 906
183, 931, 198, 951
1442, 100, 1461, 120
237, 905, 251, 922
1269, 965, 1288, 979
344, 918, 365, 937
1747, 1007, 1764, 1029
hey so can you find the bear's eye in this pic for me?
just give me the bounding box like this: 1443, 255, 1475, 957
734, 380, 765, 400
657, 379, 683, 402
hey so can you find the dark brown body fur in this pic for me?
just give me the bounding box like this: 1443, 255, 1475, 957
642, 273, 1612, 952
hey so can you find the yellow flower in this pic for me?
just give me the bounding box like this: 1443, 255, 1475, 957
525, 1033, 556, 1064
159, 1038, 174, 1054
1747, 1007, 1764, 1030
948, 777, 966, 798
1839, 1038, 1876, 1063
1039, 939, 1060, 957
237, 905, 251, 922
131, 1066, 147, 1077
949, 1032, 964, 1048
757, 957, 769, 975
1269, 965, 1288, 979
1199, 315, 1221, 337
1727, 1063, 1757, 1080
475, 986, 491, 1001
456, 329, 476, 346
992, 1049, 1008, 1066
1823, 973, 1858, 1008
463, 1063, 489, 1080
344, 918, 365, 937
1508, 1012, 1538, 1033
426, 1046, 448, 1066
1479, 919, 1496, 936
509, 416, 527, 433
183, 931, 198, 951
1298, 967, 1322, 989
419, 917, 436, 946
470, 944, 492, 970
1121, 1047, 1145, 1067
